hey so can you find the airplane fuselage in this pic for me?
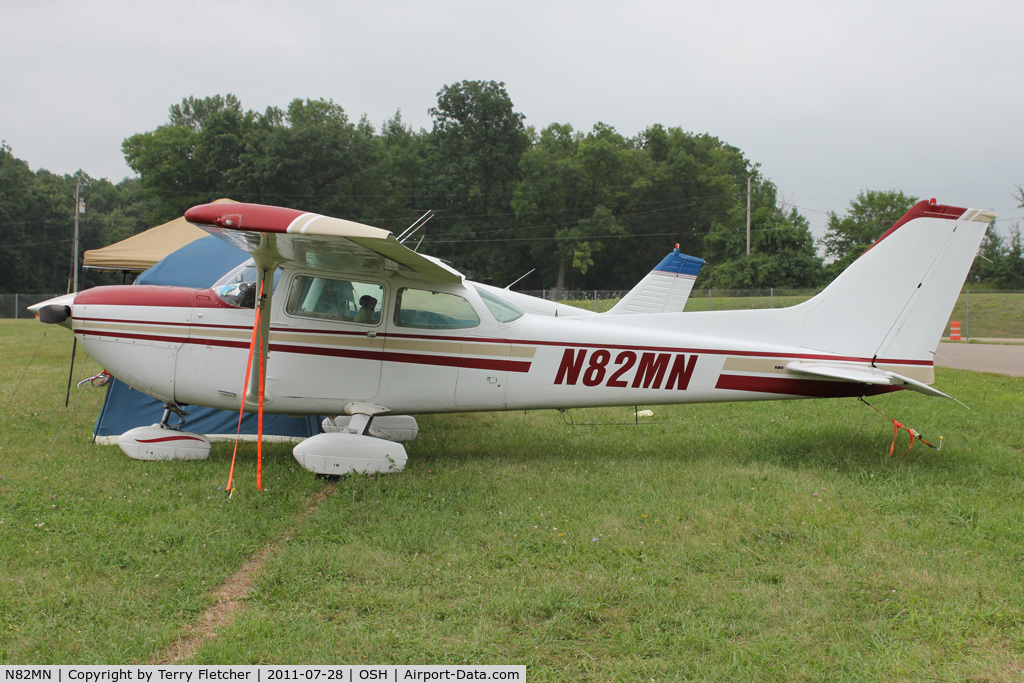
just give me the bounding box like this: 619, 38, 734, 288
70, 269, 922, 419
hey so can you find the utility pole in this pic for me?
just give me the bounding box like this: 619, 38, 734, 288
745, 176, 752, 255
71, 180, 84, 292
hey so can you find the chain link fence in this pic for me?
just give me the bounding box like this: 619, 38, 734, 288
4, 289, 1022, 340
520, 288, 824, 312
0, 293, 63, 319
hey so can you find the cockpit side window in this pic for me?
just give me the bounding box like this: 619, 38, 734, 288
285, 275, 384, 325
394, 288, 480, 329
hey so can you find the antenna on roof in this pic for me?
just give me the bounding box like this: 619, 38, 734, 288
505, 268, 535, 290
397, 210, 435, 244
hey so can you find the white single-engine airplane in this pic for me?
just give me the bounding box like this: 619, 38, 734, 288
34, 199, 993, 476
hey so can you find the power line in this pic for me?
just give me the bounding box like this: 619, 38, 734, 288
0, 238, 74, 249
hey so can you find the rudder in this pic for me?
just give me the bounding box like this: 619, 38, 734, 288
795, 200, 992, 363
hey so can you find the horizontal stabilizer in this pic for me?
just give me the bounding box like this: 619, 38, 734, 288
786, 361, 962, 404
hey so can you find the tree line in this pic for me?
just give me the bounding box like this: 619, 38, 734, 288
2, 80, 1022, 295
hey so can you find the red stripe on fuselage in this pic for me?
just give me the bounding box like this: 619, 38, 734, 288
77, 318, 932, 374
379, 352, 531, 373
268, 343, 531, 372
526, 340, 931, 368
716, 374, 901, 398
75, 325, 532, 373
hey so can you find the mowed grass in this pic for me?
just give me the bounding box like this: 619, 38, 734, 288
3, 319, 1024, 680
947, 291, 1024, 339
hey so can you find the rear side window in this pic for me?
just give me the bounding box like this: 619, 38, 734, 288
394, 288, 480, 329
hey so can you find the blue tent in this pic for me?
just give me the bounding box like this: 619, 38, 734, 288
93, 235, 322, 441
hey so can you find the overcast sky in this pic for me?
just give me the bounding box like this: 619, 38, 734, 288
2, 0, 1021, 236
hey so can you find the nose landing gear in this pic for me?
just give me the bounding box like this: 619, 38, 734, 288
117, 402, 212, 461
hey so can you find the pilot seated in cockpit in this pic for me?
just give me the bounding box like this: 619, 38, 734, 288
354, 295, 378, 324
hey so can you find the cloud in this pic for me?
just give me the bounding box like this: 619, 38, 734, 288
2, 0, 1021, 229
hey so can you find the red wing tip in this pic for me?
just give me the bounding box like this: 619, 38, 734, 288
183, 203, 223, 224
185, 202, 306, 232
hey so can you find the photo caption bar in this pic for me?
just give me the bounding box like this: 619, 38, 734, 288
0, 667, 525, 683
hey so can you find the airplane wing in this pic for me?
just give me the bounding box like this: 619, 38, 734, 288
785, 361, 962, 403
183, 203, 463, 284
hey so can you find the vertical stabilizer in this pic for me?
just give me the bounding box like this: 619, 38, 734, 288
606, 246, 705, 315
795, 200, 992, 362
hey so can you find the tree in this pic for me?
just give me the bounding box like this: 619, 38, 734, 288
429, 80, 528, 212
0, 142, 49, 292
425, 81, 530, 282
123, 94, 255, 222
618, 127, 756, 289
970, 225, 1024, 288
370, 110, 431, 232
701, 180, 822, 289
0, 144, 139, 294
256, 99, 379, 218
512, 123, 635, 294
820, 189, 918, 278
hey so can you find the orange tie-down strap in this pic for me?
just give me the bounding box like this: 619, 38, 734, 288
227, 278, 267, 494
859, 398, 943, 457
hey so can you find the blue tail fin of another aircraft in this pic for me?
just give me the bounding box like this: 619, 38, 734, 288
605, 246, 704, 315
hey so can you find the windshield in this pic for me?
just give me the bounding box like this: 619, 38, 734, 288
211, 261, 282, 308
474, 286, 525, 323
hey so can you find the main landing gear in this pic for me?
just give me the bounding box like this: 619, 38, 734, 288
292, 402, 417, 476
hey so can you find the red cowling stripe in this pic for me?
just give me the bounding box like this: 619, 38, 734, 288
75, 286, 235, 309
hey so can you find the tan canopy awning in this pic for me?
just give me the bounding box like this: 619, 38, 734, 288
82, 198, 238, 273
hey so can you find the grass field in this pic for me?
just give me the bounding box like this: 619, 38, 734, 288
2, 320, 1024, 680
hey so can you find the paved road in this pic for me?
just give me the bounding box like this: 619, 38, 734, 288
934, 341, 1024, 377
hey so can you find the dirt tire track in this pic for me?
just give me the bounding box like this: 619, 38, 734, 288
148, 485, 331, 664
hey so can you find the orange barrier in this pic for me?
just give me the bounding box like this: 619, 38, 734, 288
950, 320, 961, 341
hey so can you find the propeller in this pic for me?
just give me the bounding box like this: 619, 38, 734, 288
39, 304, 70, 325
